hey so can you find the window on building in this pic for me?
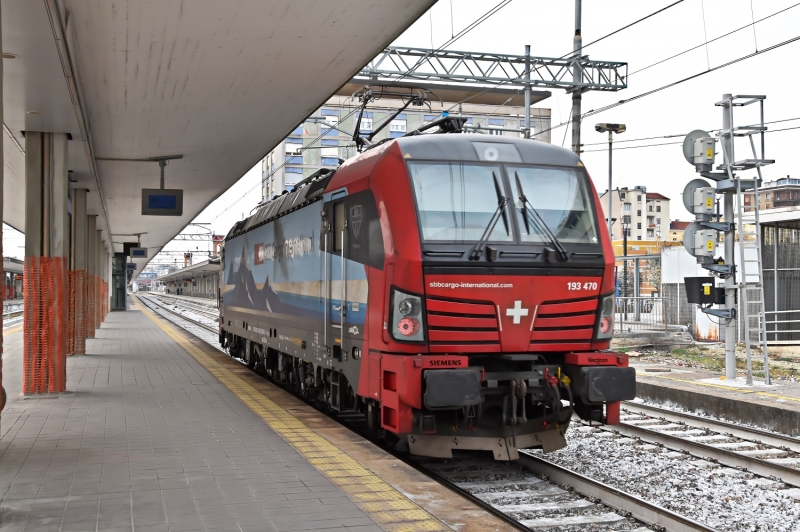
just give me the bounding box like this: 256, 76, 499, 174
625, 228, 631, 237
622, 215, 631, 224
285, 156, 302, 164
647, 230, 654, 238
620, 192, 626, 200
359, 117, 373, 133
637, 236, 642, 241
648, 205, 653, 212
291, 126, 304, 135
321, 157, 339, 166
637, 223, 642, 229
285, 167, 303, 174
285, 139, 303, 155
488, 118, 504, 126
656, 218, 661, 225
323, 116, 339, 136
390, 120, 406, 133
321, 145, 338, 157
623, 203, 631, 212
487, 127, 504, 136
637, 195, 642, 201
637, 210, 641, 216
656, 206, 661, 212
423, 114, 437, 122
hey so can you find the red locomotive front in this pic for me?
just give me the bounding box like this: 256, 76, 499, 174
220, 129, 635, 461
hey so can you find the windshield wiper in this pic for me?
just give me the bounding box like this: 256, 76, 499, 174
470, 172, 509, 261
514, 172, 568, 262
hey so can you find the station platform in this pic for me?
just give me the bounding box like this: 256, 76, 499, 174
631, 359, 800, 437
0, 299, 512, 532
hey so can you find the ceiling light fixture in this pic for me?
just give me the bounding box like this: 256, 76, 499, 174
2, 53, 17, 59
26, 111, 44, 115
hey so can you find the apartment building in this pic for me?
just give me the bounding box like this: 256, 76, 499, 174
599, 186, 671, 242
260, 97, 551, 201
743, 176, 800, 212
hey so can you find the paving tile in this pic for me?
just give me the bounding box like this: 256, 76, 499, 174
0, 303, 381, 532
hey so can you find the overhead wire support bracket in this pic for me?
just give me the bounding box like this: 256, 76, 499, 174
358, 46, 627, 92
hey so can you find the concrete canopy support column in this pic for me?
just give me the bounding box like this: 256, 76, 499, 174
70, 189, 88, 355
23, 132, 69, 394
86, 215, 97, 338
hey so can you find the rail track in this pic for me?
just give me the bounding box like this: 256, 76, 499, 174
138, 293, 717, 531
611, 401, 800, 488
142, 293, 219, 323
3, 302, 23, 327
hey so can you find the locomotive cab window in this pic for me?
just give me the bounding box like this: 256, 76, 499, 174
408, 162, 512, 242
509, 166, 599, 244
334, 202, 345, 251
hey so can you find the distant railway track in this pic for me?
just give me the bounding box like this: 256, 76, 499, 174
137, 293, 714, 531
614, 402, 800, 488
143, 293, 219, 322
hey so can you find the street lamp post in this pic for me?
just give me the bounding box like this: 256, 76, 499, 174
595, 123, 626, 238
622, 220, 629, 323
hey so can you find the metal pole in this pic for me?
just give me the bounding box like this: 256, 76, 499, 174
524, 45, 531, 139
634, 259, 641, 322
722, 94, 737, 380
608, 131, 613, 238
571, 0, 582, 155
623, 229, 628, 323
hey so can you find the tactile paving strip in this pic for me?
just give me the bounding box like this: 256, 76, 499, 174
137, 300, 450, 532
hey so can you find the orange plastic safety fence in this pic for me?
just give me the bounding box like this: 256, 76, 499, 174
86, 274, 96, 336
67, 270, 86, 355
23, 256, 67, 394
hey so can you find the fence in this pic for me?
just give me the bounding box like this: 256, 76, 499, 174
615, 296, 667, 332
759, 222, 800, 345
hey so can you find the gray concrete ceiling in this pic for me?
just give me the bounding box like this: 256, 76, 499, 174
2, 0, 435, 274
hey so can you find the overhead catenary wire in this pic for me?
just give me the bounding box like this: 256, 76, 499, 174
534, 33, 800, 140
580, 124, 800, 153
628, 2, 800, 77
443, 1, 688, 115
581, 117, 800, 146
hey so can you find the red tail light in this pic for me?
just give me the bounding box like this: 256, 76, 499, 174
397, 316, 421, 337
599, 315, 612, 334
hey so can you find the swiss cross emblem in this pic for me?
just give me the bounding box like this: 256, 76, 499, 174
505, 301, 529, 324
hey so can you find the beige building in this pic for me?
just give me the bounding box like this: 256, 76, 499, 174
261, 97, 551, 201
599, 186, 671, 242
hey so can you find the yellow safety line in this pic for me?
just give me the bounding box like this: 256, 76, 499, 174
642, 372, 800, 403
3, 325, 22, 336
136, 300, 449, 532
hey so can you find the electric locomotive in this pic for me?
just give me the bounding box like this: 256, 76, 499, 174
219, 120, 635, 460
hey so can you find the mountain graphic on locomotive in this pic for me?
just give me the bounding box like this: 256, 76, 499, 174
219, 121, 636, 460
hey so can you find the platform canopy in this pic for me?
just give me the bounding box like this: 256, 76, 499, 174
2, 0, 435, 275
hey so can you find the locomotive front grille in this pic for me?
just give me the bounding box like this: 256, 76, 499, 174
425, 296, 500, 353
530, 297, 598, 351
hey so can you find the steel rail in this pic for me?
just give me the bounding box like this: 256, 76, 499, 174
622, 401, 800, 452
148, 295, 219, 320
137, 294, 217, 334
517, 454, 718, 532
606, 422, 800, 488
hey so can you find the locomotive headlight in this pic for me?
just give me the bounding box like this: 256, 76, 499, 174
398, 297, 420, 316
391, 289, 425, 342
595, 293, 616, 340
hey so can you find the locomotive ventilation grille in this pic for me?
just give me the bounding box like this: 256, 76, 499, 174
424, 295, 599, 353
425, 296, 500, 353
530, 297, 598, 351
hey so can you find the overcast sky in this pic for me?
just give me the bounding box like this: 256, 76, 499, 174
8, 1, 798, 263
187, 0, 800, 247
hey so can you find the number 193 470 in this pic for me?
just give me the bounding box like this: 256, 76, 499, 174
567, 281, 598, 291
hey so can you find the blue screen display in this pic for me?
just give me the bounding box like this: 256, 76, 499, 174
131, 249, 147, 257
148, 194, 178, 210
